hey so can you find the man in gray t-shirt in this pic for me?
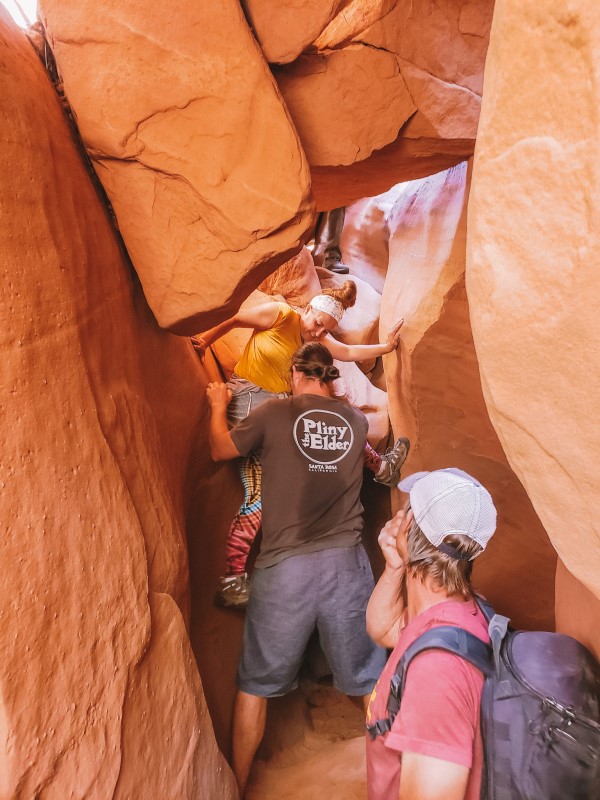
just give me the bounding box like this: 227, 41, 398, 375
231, 393, 367, 567
206, 342, 386, 798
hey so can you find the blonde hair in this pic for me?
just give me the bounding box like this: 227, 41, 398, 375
406, 510, 482, 599
320, 280, 357, 310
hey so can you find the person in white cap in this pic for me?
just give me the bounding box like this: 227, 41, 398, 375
364, 468, 497, 800
193, 280, 409, 607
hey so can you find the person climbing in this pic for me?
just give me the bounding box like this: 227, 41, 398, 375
193, 280, 410, 608
206, 342, 387, 798
312, 207, 349, 274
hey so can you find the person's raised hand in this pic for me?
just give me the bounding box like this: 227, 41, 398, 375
206, 382, 231, 408
191, 336, 208, 359
378, 511, 406, 572
385, 318, 404, 351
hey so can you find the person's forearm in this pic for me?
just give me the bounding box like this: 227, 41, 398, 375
198, 316, 238, 348
209, 402, 234, 460
366, 564, 405, 647
337, 341, 394, 362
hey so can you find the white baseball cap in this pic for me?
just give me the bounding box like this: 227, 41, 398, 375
398, 468, 497, 556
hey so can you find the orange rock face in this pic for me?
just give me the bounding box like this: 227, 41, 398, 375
275, 47, 415, 166
241, 0, 345, 64
0, 13, 236, 797
467, 0, 600, 641
380, 164, 557, 630
38, 0, 314, 333
258, 247, 321, 308
268, 0, 493, 207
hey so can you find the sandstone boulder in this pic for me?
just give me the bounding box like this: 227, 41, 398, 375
274, 46, 415, 167
380, 162, 557, 630
467, 0, 600, 643
38, 0, 314, 333
0, 12, 236, 796
258, 246, 321, 308
306, 0, 493, 208
241, 0, 345, 64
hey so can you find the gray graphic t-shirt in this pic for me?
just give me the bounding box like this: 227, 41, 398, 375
230, 393, 368, 568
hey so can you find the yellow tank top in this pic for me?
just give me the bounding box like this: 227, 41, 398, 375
234, 303, 302, 393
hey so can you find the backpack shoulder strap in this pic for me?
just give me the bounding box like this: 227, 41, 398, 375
386, 626, 493, 718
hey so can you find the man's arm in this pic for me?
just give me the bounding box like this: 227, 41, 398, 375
206, 382, 241, 461
366, 512, 408, 648
399, 753, 469, 800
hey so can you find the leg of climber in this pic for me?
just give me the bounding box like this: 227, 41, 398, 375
312, 208, 350, 274
363, 437, 411, 488
216, 453, 262, 609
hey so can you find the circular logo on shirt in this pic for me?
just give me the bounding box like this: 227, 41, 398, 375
293, 409, 355, 465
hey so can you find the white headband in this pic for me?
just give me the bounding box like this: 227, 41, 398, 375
310, 294, 344, 323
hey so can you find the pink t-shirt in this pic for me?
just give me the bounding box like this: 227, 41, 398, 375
365, 598, 489, 800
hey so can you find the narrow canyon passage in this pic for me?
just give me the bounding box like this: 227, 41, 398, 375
187, 172, 557, 798
3, 3, 600, 798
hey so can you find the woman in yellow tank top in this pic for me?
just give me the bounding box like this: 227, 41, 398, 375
194, 281, 409, 607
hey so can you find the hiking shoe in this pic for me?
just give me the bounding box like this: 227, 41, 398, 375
374, 437, 410, 487
324, 258, 350, 274
215, 573, 250, 609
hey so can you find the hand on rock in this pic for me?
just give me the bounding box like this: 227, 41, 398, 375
386, 318, 404, 351
191, 336, 208, 359
378, 511, 406, 572
206, 382, 232, 408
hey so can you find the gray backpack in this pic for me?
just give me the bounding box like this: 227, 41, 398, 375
366, 598, 600, 799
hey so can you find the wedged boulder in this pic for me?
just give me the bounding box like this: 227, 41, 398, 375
355, 0, 493, 95
311, 137, 473, 210
258, 246, 321, 308
467, 0, 600, 638
398, 60, 482, 141
241, 0, 345, 64
305, 0, 493, 207
38, 0, 314, 333
274, 46, 415, 166
380, 162, 557, 630
0, 12, 236, 796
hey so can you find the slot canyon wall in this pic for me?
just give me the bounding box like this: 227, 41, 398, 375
0, 11, 238, 798
344, 166, 557, 630
2, 0, 599, 798
467, 0, 600, 658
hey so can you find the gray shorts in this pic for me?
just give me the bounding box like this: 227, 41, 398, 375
237, 544, 386, 698
226, 375, 288, 426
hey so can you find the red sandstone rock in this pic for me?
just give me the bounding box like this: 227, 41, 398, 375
311, 137, 474, 210
306, 0, 493, 207
275, 47, 415, 167
258, 246, 321, 308
380, 163, 557, 630
467, 0, 600, 634
355, 0, 493, 96
0, 12, 236, 796
241, 0, 345, 64
38, 0, 314, 333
